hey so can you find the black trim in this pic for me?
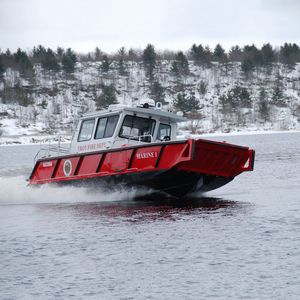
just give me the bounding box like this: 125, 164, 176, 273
191, 139, 196, 160
51, 159, 61, 178
155, 145, 165, 168
29, 161, 39, 180
74, 156, 84, 175
128, 148, 137, 169
250, 150, 255, 170
96, 153, 106, 173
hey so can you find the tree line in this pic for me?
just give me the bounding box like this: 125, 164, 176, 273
0, 46, 77, 79
0, 43, 299, 128
1, 42, 300, 80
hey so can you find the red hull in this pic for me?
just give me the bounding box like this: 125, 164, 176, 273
29, 139, 254, 196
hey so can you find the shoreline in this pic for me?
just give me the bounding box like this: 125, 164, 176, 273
1, 129, 300, 147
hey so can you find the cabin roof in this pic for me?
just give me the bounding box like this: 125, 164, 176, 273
80, 106, 187, 123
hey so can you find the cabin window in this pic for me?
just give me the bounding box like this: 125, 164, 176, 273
119, 115, 156, 142
94, 115, 119, 139
78, 119, 95, 142
157, 123, 171, 141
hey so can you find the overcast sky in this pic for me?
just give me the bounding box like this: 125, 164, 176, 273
0, 0, 299, 53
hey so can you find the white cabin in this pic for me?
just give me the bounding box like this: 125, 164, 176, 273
70, 104, 186, 154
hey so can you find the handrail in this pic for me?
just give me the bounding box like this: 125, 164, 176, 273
34, 135, 71, 162
110, 134, 154, 147
123, 134, 153, 143
129, 134, 153, 143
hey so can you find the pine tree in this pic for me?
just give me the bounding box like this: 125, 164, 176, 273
198, 80, 208, 95
241, 44, 264, 75
0, 57, 5, 79
95, 84, 118, 109
190, 44, 211, 67
95, 47, 102, 61
241, 57, 254, 76
42, 48, 60, 72
171, 61, 179, 76
101, 55, 110, 72
171, 51, 189, 77
14, 84, 33, 107
258, 87, 270, 121
279, 43, 300, 67
128, 48, 139, 61
272, 76, 285, 107
14, 48, 33, 77
213, 44, 227, 62
150, 81, 166, 104
190, 44, 200, 62
261, 43, 276, 66
56, 47, 64, 62
62, 48, 77, 73
229, 45, 243, 61
142, 44, 156, 79
173, 92, 187, 112
173, 91, 202, 132
32, 45, 47, 63
117, 47, 127, 76
219, 85, 252, 110
0, 49, 14, 69
173, 91, 200, 114
244, 45, 263, 65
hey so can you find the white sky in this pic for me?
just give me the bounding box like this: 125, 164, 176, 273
0, 0, 299, 53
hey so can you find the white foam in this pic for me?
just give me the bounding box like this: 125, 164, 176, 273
0, 176, 149, 205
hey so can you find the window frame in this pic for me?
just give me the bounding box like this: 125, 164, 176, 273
119, 115, 156, 142
77, 118, 95, 142
157, 123, 171, 141
94, 114, 119, 140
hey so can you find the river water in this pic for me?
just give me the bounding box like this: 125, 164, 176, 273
0, 133, 300, 299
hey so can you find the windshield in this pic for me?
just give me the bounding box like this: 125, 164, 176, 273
119, 115, 156, 142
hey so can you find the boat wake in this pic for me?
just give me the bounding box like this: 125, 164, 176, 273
0, 176, 152, 205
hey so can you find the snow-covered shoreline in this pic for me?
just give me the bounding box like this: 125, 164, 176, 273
1, 128, 300, 147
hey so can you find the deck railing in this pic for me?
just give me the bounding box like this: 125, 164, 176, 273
34, 136, 71, 162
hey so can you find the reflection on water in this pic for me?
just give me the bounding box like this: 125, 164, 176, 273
41, 196, 252, 223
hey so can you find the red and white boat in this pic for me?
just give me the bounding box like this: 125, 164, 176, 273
29, 103, 255, 197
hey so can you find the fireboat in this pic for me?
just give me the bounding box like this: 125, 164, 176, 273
29, 102, 255, 197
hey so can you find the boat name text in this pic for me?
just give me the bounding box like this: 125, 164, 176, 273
136, 151, 158, 159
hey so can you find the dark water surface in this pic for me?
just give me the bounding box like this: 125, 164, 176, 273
0, 133, 300, 299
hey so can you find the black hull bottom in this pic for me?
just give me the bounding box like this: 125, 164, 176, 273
52, 169, 234, 198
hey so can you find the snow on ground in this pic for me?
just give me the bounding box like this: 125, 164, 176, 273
0, 61, 300, 145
